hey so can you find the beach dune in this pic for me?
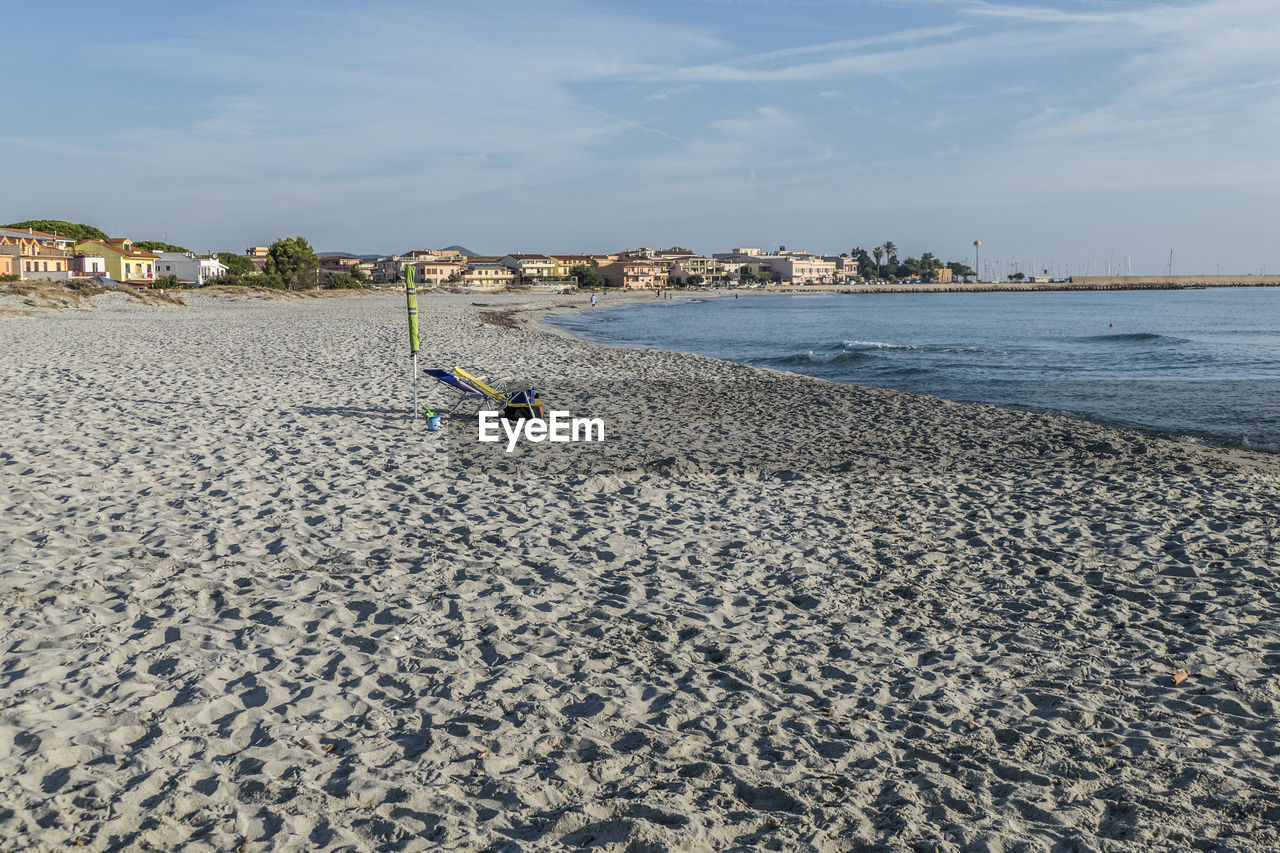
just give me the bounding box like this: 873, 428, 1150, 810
1, 290, 1278, 851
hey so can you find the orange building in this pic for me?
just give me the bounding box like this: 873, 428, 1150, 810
0, 227, 72, 279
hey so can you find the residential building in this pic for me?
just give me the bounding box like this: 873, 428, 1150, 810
597, 259, 668, 289
461, 264, 515, 288
0, 227, 74, 280
414, 260, 465, 286
935, 267, 953, 283
827, 256, 860, 281
156, 252, 228, 286
0, 253, 11, 277
713, 247, 764, 260
76, 239, 158, 283
667, 256, 717, 284
318, 255, 364, 282
549, 254, 601, 280
498, 254, 557, 281
245, 246, 270, 272
70, 253, 106, 277
746, 254, 836, 285
374, 255, 407, 283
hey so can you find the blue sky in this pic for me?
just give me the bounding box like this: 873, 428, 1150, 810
5, 0, 1278, 274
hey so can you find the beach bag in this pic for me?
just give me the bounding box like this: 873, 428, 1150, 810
501, 388, 545, 421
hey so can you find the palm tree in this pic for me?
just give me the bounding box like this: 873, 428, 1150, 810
872, 247, 884, 279
880, 242, 897, 280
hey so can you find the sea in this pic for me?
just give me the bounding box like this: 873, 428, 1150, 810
546, 287, 1280, 452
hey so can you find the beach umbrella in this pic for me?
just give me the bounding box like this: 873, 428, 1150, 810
405, 266, 421, 421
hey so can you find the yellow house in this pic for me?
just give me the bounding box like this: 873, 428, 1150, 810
550, 254, 601, 279
462, 264, 516, 288
75, 239, 158, 283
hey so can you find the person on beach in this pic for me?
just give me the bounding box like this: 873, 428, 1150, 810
590, 294, 597, 308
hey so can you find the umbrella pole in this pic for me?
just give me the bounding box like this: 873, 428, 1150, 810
412, 353, 419, 424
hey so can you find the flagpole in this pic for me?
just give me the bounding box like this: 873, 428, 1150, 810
405, 266, 421, 424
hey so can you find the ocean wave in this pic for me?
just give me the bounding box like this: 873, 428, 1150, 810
761, 349, 879, 368
1072, 332, 1186, 345
842, 339, 915, 351
1242, 436, 1280, 452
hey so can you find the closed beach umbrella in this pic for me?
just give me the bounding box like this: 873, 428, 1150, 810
406, 266, 421, 421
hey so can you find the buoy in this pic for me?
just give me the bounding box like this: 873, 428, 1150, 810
1109, 323, 1113, 327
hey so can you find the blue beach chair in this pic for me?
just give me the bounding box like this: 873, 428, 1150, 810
423, 367, 544, 419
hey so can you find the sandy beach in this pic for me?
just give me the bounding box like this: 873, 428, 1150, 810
2, 288, 1279, 852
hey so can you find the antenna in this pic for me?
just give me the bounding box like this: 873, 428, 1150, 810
1167, 250, 1174, 277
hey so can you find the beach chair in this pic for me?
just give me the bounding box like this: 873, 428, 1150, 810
423, 367, 505, 414
423, 367, 544, 419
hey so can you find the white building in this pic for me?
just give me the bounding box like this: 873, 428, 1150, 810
156, 252, 228, 286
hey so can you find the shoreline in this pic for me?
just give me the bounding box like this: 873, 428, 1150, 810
2, 291, 1279, 850
539, 290, 1280, 459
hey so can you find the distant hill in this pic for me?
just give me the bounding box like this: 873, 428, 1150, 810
442, 245, 478, 256
135, 240, 191, 254
4, 220, 107, 241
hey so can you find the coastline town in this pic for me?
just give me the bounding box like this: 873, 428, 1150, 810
9, 222, 1280, 295
0, 223, 874, 290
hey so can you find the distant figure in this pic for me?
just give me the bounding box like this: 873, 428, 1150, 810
590, 294, 597, 308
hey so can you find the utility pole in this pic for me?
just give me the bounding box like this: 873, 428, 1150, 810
973, 240, 981, 282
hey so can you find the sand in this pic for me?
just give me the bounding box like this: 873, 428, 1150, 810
1, 289, 1279, 852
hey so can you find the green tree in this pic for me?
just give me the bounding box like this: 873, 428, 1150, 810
216, 252, 256, 276
324, 272, 367, 290
687, 274, 705, 286
264, 236, 319, 290
946, 261, 976, 280
135, 241, 191, 253
880, 241, 899, 278
919, 252, 944, 281
872, 247, 884, 279
570, 265, 606, 288
4, 220, 108, 241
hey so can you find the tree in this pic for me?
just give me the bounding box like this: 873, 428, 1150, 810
849, 247, 873, 280
4, 220, 107, 241
216, 252, 256, 276
570, 265, 606, 288
919, 252, 944, 281
947, 261, 976, 280
1010, 271, 1026, 281
872, 247, 884, 279
135, 240, 191, 253
687, 274, 705, 286
264, 236, 319, 290
881, 241, 898, 278
324, 272, 367, 290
